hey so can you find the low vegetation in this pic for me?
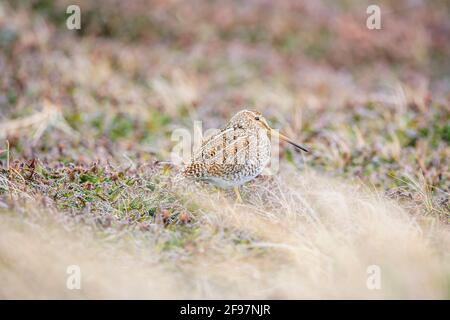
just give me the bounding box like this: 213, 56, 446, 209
0, 0, 449, 298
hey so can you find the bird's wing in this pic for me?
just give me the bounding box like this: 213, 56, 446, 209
191, 127, 230, 162
192, 127, 233, 158
194, 130, 260, 165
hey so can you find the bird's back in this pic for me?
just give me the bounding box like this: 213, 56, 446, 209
182, 125, 271, 187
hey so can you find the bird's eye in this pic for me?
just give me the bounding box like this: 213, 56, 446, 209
255, 116, 260, 121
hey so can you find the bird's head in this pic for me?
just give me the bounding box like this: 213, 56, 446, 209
228, 109, 309, 152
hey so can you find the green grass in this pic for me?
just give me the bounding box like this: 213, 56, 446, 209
0, 0, 449, 299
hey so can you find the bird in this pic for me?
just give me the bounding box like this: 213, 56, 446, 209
182, 109, 308, 201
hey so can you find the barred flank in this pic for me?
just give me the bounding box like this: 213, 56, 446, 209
182, 163, 207, 178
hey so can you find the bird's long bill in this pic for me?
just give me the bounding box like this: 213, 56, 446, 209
271, 129, 309, 153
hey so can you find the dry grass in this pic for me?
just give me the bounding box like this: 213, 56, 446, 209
0, 0, 449, 299
1, 168, 449, 299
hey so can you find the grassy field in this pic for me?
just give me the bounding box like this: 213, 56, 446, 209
0, 0, 449, 298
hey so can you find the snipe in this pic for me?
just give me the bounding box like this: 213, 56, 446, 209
182, 110, 308, 201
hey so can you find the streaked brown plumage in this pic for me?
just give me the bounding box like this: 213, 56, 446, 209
182, 110, 308, 190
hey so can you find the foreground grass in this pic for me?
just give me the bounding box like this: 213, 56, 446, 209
1, 168, 450, 298
0, 1, 449, 298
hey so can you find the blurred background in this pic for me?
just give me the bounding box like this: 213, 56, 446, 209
1, 0, 449, 195
0, 0, 449, 211
0, 0, 449, 299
